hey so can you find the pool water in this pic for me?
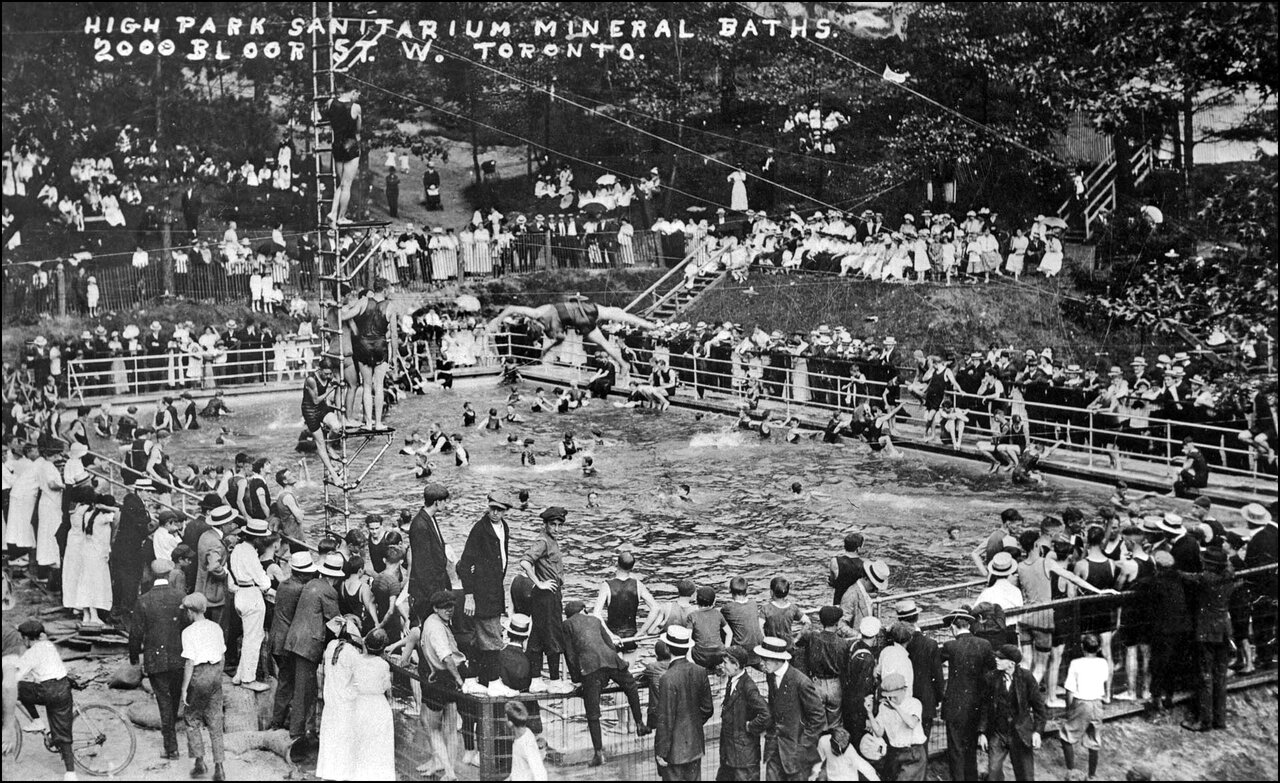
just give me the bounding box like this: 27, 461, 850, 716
169, 381, 1106, 613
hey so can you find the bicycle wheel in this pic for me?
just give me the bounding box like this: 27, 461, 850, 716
69, 704, 136, 776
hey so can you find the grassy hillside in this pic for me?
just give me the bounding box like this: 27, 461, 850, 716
684, 273, 1185, 367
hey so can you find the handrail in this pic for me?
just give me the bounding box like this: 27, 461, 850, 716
641, 245, 732, 320
623, 242, 704, 314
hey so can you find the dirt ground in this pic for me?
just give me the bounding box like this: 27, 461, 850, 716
3, 577, 293, 783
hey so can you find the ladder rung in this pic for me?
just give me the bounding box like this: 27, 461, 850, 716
319, 326, 344, 336
320, 273, 352, 283
313, 94, 334, 102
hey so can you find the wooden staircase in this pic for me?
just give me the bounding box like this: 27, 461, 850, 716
624, 245, 730, 323
1058, 143, 1154, 242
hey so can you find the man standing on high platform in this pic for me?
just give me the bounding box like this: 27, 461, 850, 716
344, 277, 396, 432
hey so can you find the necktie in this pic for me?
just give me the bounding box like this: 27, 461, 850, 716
767, 672, 778, 703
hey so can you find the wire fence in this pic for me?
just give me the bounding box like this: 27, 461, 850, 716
381, 567, 1276, 781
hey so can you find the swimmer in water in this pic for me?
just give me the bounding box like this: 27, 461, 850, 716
412, 454, 437, 479
783, 417, 803, 443
400, 429, 425, 455
1110, 481, 1131, 511
558, 431, 579, 460
677, 484, 691, 502
590, 428, 605, 446
452, 433, 470, 466
480, 407, 503, 431
587, 491, 600, 508
790, 481, 803, 495
518, 489, 530, 510
530, 388, 550, 413
215, 426, 234, 445
462, 402, 477, 427
521, 438, 537, 466
506, 389, 524, 405
487, 297, 662, 375
505, 404, 525, 424
581, 456, 597, 477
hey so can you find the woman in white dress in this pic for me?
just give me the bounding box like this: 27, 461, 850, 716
101, 193, 126, 227
473, 224, 492, 275
5, 442, 39, 560
1039, 231, 1064, 277
616, 218, 636, 266
728, 169, 749, 212
109, 334, 129, 394
185, 337, 204, 387
458, 226, 476, 277
34, 450, 63, 572
788, 338, 811, 403
440, 229, 460, 281
249, 267, 264, 312
63, 494, 116, 626
1006, 228, 1029, 280
315, 617, 363, 781
347, 630, 395, 780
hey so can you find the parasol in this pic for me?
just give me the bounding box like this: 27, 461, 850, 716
595, 174, 618, 186
454, 294, 481, 313
580, 202, 607, 216
686, 206, 707, 213
1141, 205, 1164, 225
1041, 216, 1068, 229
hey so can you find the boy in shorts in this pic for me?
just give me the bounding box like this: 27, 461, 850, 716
1062, 633, 1110, 779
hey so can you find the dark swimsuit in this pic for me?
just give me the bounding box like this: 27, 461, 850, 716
549, 300, 600, 337
352, 301, 389, 365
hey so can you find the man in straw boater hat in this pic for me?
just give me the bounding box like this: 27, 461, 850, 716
755, 636, 825, 781
283, 551, 344, 741
562, 598, 650, 767
652, 625, 713, 780
941, 604, 996, 782
227, 517, 276, 693
1241, 503, 1277, 669
836, 558, 890, 637
268, 550, 317, 732
977, 644, 1046, 782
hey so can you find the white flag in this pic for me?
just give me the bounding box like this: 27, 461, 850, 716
882, 66, 910, 84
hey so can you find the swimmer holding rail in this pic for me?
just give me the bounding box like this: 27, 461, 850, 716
487, 297, 661, 374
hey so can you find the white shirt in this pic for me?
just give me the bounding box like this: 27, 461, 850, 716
181, 618, 227, 665
976, 579, 1024, 622
817, 733, 879, 781
16, 640, 68, 683
491, 521, 508, 572
509, 729, 547, 781
153, 527, 181, 562
1064, 656, 1111, 701
228, 541, 271, 591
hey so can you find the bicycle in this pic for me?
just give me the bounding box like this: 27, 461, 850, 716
6, 682, 136, 777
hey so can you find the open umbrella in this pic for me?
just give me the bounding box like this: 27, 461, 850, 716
686, 206, 707, 213
1041, 216, 1068, 229
580, 202, 607, 216
454, 294, 481, 313
1141, 205, 1164, 225
595, 174, 618, 186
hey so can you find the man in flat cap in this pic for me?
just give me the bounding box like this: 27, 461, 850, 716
458, 492, 514, 682
520, 507, 571, 693
978, 644, 1045, 781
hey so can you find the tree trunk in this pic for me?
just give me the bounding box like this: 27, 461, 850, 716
154, 50, 164, 144
1181, 86, 1195, 218
470, 90, 482, 185
1113, 130, 1134, 199
160, 196, 175, 297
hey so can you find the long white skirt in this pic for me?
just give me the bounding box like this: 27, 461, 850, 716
6, 489, 38, 548
36, 490, 62, 567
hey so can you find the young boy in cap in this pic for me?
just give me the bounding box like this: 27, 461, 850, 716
868, 671, 926, 781
14, 620, 78, 779
796, 606, 849, 730
179, 593, 227, 781
717, 644, 770, 780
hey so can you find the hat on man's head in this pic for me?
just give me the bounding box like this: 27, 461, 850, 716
895, 599, 920, 620
662, 625, 694, 650
753, 637, 792, 661
1202, 547, 1228, 571
1241, 503, 1273, 527
859, 617, 882, 638
486, 492, 515, 510
995, 644, 1023, 663
1157, 513, 1185, 535
317, 552, 346, 578
241, 518, 271, 537
199, 492, 223, 511
988, 551, 1017, 577
505, 613, 532, 638
881, 672, 909, 692
564, 599, 586, 617
423, 483, 450, 503
943, 604, 976, 626
289, 551, 317, 573
818, 606, 843, 626
540, 506, 568, 522
865, 559, 890, 591
1141, 515, 1165, 534
151, 559, 176, 578
209, 506, 237, 526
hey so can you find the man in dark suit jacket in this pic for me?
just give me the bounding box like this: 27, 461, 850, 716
941, 607, 996, 782
458, 493, 512, 682
717, 644, 771, 781
897, 601, 945, 739
562, 600, 649, 766
268, 552, 316, 730
181, 184, 202, 237
978, 645, 1046, 782
407, 484, 451, 624
653, 626, 714, 781
756, 636, 825, 781
282, 553, 342, 740
1242, 504, 1277, 667
128, 560, 189, 759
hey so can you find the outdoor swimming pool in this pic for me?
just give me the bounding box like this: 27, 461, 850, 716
161, 381, 1108, 612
